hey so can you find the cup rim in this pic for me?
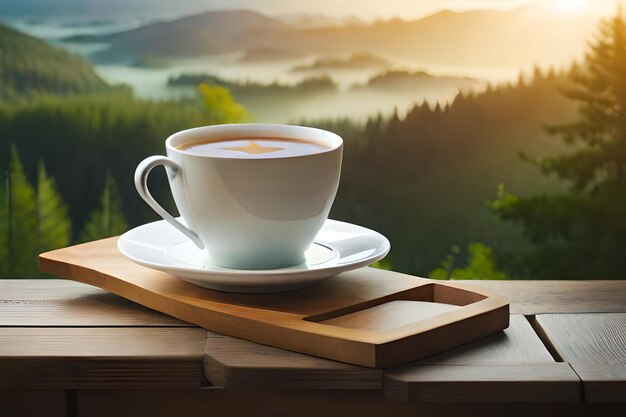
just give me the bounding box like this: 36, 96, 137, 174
166, 123, 343, 160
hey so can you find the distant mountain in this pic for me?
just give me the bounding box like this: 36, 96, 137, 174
0, 24, 110, 97
73, 9, 290, 62
275, 13, 365, 28
358, 70, 481, 92
237, 9, 597, 67
77, 8, 599, 68
291, 52, 390, 72
238, 47, 305, 63
168, 73, 337, 94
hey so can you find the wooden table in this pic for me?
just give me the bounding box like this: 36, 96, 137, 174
1, 276, 625, 417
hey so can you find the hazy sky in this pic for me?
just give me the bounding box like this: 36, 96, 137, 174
0, 0, 617, 20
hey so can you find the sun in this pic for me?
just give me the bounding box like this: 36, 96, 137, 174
553, 0, 589, 14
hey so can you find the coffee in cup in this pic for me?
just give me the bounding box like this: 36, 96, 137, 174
177, 137, 330, 158
135, 124, 343, 270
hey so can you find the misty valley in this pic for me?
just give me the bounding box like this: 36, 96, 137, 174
3, 7, 599, 121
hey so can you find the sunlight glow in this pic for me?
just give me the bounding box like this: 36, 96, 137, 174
553, 0, 589, 14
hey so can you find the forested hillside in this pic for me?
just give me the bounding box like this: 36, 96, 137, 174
312, 70, 576, 276
0, 26, 239, 277
0, 23, 112, 97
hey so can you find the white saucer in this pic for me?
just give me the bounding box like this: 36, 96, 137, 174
118, 219, 390, 293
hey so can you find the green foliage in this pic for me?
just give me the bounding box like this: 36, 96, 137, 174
198, 83, 248, 124
0, 23, 113, 98
0, 93, 208, 229
430, 243, 509, 280
79, 173, 129, 242
0, 179, 8, 277
371, 258, 392, 271
37, 161, 71, 252
539, 12, 626, 190
5, 146, 39, 277
0, 148, 72, 277
491, 10, 626, 278
429, 246, 460, 280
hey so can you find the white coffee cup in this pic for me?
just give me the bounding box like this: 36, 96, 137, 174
134, 124, 343, 270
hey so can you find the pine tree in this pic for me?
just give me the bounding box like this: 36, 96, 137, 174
0, 178, 9, 277
491, 9, 626, 278
37, 161, 71, 253
78, 173, 128, 242
5, 146, 39, 277
0, 150, 73, 278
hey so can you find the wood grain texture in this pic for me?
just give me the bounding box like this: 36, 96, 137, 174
0, 327, 207, 388
76, 389, 625, 417
203, 316, 540, 391
535, 313, 626, 403
385, 364, 579, 403
456, 280, 626, 314
3, 278, 623, 327
203, 332, 382, 389
319, 300, 459, 331
0, 279, 193, 327
2, 280, 625, 409
385, 315, 581, 403
39, 239, 509, 368
0, 390, 66, 417
77, 389, 417, 417
415, 315, 554, 365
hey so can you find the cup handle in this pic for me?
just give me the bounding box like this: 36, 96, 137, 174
134, 156, 205, 249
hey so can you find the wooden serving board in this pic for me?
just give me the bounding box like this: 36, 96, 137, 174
39, 238, 509, 368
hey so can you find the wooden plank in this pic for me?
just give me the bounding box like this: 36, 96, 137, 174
0, 279, 194, 327
0, 327, 207, 388
385, 364, 579, 403
203, 332, 382, 389
0, 390, 66, 417
456, 280, 626, 314
39, 241, 509, 368
385, 315, 581, 403
77, 389, 417, 417
1, 279, 383, 390
3, 279, 624, 328
75, 389, 624, 417
415, 315, 554, 364
535, 313, 626, 402
203, 315, 556, 392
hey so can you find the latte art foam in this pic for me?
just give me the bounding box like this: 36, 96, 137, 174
178, 137, 330, 159
220, 141, 285, 155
